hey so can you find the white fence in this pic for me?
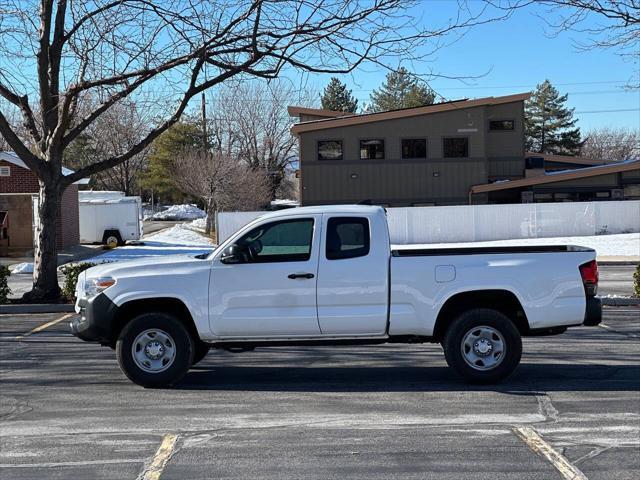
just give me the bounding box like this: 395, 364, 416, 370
216, 200, 640, 244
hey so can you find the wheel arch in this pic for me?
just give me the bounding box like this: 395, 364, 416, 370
433, 289, 529, 341
110, 297, 200, 346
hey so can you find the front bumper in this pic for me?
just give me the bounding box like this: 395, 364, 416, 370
70, 293, 119, 344
583, 296, 602, 326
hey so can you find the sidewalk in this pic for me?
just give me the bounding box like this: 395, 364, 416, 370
4, 244, 103, 300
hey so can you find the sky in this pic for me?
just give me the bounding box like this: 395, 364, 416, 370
285, 2, 639, 133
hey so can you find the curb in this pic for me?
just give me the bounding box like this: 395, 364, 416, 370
597, 261, 640, 266
600, 298, 640, 307
0, 304, 75, 314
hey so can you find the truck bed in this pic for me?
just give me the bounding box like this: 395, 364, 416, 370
391, 245, 595, 257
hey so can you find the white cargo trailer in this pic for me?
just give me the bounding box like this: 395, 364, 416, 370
79, 191, 143, 247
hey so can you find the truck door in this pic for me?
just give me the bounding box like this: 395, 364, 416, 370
209, 215, 322, 337
316, 214, 389, 335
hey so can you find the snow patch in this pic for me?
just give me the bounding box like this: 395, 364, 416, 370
145, 204, 206, 221
10, 262, 33, 274
144, 223, 213, 246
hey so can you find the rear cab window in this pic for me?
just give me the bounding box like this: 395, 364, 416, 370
326, 217, 370, 260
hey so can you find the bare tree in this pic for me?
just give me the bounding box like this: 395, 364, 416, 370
0, 0, 507, 301
229, 81, 302, 199
65, 100, 150, 195
581, 127, 640, 162
171, 149, 270, 234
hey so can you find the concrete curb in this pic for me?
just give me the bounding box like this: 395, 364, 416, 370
601, 298, 640, 307
0, 304, 75, 314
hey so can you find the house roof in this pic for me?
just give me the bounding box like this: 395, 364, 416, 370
470, 159, 640, 194
526, 152, 619, 167
0, 151, 90, 184
290, 93, 531, 134
287, 106, 349, 118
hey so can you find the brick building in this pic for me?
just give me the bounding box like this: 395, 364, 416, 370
0, 151, 88, 255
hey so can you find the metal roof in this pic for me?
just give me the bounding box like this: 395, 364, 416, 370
290, 93, 531, 134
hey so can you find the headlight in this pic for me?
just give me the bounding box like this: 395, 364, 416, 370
83, 277, 116, 298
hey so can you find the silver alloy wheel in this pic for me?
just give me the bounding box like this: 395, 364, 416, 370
131, 329, 176, 373
460, 325, 506, 371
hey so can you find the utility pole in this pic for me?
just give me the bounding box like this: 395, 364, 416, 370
201, 91, 209, 152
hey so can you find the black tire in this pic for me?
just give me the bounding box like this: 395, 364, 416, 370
192, 342, 211, 365
442, 308, 522, 384
116, 312, 194, 388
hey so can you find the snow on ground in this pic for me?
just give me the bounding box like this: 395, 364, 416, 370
187, 217, 207, 232
393, 233, 640, 257
90, 224, 214, 264
145, 204, 206, 221
10, 262, 33, 274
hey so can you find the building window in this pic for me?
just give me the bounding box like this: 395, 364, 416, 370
360, 139, 385, 160
401, 139, 427, 159
318, 140, 343, 160
0, 166, 10, 176
326, 217, 370, 260
443, 137, 468, 158
489, 120, 515, 131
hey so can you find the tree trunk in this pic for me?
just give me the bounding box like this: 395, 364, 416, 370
204, 197, 216, 235
22, 181, 62, 303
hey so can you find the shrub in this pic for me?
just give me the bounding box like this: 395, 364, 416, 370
60, 262, 96, 301
634, 264, 640, 299
0, 265, 11, 304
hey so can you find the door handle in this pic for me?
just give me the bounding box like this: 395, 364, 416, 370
288, 273, 314, 279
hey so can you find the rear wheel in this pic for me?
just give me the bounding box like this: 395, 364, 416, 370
116, 312, 194, 387
442, 308, 522, 384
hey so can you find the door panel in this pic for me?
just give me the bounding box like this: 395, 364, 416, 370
317, 214, 389, 335
209, 216, 322, 337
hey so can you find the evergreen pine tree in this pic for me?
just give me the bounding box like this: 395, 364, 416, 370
525, 80, 583, 155
139, 121, 206, 202
320, 77, 358, 112
369, 67, 435, 112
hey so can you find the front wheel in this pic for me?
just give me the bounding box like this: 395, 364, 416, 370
442, 309, 522, 384
116, 312, 194, 387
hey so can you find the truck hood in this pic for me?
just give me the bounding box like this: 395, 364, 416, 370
81, 253, 211, 280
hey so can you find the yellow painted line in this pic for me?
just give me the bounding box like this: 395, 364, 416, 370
15, 313, 75, 340
513, 426, 588, 480
138, 434, 179, 480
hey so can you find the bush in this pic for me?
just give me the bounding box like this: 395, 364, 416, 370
60, 262, 96, 301
634, 264, 640, 299
0, 265, 11, 304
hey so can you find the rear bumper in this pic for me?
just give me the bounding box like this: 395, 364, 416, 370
70, 294, 118, 344
583, 296, 602, 326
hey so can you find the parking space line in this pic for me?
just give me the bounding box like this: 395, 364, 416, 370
598, 323, 639, 339
15, 313, 74, 340
137, 433, 179, 480
513, 426, 587, 480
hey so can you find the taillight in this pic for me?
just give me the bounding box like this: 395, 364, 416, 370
579, 260, 598, 296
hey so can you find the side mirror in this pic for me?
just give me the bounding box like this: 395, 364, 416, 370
220, 244, 243, 264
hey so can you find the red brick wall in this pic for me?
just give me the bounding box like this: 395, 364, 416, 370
1, 160, 79, 249
0, 160, 39, 193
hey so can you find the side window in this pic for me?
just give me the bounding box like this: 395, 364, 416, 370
326, 217, 370, 260
237, 218, 314, 263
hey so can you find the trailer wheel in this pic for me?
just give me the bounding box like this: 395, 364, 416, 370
102, 229, 123, 248
442, 308, 522, 384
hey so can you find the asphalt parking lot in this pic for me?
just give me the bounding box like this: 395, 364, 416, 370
0, 308, 638, 479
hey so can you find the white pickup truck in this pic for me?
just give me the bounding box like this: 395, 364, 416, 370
71, 205, 601, 387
